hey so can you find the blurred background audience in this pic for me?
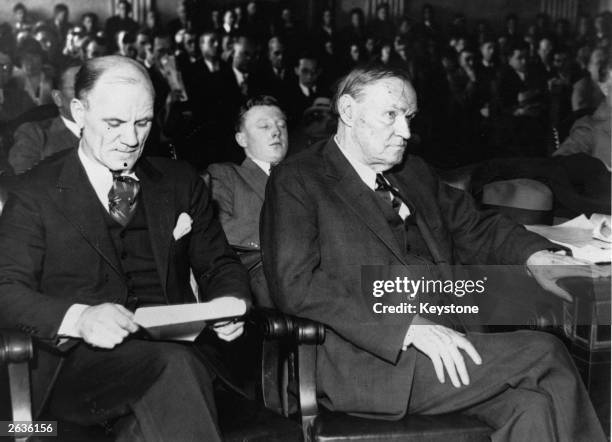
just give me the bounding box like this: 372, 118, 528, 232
0, 0, 609, 179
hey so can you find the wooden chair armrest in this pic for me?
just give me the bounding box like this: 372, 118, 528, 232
0, 330, 33, 364
250, 310, 323, 440
251, 308, 325, 344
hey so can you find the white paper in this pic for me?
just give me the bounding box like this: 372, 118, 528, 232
134, 297, 247, 341
526, 214, 612, 263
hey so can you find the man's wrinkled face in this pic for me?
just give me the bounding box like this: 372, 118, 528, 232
237, 105, 288, 164
72, 69, 154, 172
346, 78, 417, 171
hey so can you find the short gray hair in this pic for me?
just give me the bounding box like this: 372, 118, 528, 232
74, 55, 154, 103
331, 64, 412, 115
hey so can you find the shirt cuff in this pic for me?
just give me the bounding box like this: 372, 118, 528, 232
57, 304, 89, 338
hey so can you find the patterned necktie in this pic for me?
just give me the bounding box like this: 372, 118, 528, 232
375, 173, 402, 215
108, 171, 140, 226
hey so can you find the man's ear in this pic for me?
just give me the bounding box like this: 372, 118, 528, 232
337, 94, 354, 127
235, 131, 247, 148
51, 89, 62, 108
70, 98, 86, 129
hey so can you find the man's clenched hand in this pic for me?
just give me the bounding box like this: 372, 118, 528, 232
75, 303, 139, 349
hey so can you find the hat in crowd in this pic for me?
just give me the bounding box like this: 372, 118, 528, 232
482, 178, 554, 225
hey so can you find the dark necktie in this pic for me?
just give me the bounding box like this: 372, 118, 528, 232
375, 173, 402, 215
108, 171, 140, 226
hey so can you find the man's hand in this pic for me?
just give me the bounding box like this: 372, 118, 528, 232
212, 320, 245, 342
404, 315, 482, 388
75, 303, 139, 349
526, 251, 610, 302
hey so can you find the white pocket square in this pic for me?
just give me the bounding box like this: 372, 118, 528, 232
173, 212, 192, 240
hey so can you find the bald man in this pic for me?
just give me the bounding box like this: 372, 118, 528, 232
0, 56, 250, 440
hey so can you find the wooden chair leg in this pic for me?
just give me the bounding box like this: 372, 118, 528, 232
7, 361, 32, 442
297, 345, 318, 442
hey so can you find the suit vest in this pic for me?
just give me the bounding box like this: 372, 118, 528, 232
103, 194, 165, 309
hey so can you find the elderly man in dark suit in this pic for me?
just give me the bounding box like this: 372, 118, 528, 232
261, 65, 607, 441
208, 95, 287, 306
0, 55, 250, 441
9, 63, 80, 174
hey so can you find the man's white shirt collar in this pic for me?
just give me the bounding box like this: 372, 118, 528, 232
299, 83, 314, 97
77, 145, 138, 213
249, 157, 272, 175
204, 58, 219, 72
334, 135, 410, 218
233, 67, 245, 85
60, 116, 80, 138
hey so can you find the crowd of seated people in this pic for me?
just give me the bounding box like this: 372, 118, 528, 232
0, 0, 610, 175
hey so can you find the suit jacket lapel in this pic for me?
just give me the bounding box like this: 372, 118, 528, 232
136, 158, 173, 295
388, 163, 453, 264
235, 157, 267, 200
50, 150, 123, 278
324, 140, 407, 265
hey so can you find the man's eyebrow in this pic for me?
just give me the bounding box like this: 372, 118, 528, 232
389, 105, 418, 116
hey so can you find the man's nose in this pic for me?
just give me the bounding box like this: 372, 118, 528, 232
121, 125, 139, 147
394, 116, 411, 139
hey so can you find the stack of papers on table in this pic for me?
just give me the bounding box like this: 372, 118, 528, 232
134, 297, 248, 341
526, 215, 612, 263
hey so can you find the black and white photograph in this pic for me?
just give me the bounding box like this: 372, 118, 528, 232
0, 0, 610, 441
